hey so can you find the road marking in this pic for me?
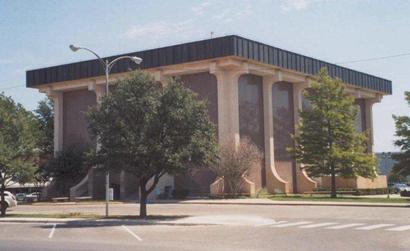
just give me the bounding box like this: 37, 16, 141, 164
256, 221, 288, 227
48, 224, 56, 239
326, 223, 365, 229
299, 222, 338, 229
386, 225, 410, 231
121, 225, 142, 242
355, 224, 395, 230
272, 221, 312, 228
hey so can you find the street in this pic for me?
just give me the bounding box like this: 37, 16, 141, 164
1, 202, 409, 250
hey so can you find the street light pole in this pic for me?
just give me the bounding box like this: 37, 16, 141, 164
70, 45, 142, 217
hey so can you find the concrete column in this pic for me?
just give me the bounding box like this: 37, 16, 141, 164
210, 68, 245, 147
47, 91, 63, 155
120, 170, 126, 200
90, 83, 106, 104
153, 71, 169, 87
209, 64, 252, 196
292, 83, 317, 193
364, 98, 379, 153
263, 76, 288, 194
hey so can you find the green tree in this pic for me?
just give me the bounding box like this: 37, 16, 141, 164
391, 92, 410, 180
44, 147, 89, 196
291, 69, 376, 198
87, 71, 217, 217
34, 98, 54, 155
33, 98, 54, 188
0, 94, 40, 216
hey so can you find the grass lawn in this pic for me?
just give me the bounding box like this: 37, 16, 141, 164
266, 194, 410, 204
28, 200, 124, 206
4, 212, 101, 219
3, 213, 186, 220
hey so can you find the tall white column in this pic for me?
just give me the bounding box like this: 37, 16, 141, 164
47, 91, 63, 155
263, 76, 289, 194
211, 68, 245, 147
263, 76, 275, 176
292, 82, 317, 193
364, 98, 379, 153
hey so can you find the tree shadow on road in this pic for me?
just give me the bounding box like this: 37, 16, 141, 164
36, 215, 215, 229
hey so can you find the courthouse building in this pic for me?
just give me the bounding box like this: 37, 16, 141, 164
26, 35, 391, 199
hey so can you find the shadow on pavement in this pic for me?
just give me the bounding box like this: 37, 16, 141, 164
35, 215, 214, 229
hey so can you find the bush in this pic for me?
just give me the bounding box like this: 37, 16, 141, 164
172, 189, 190, 199
355, 188, 389, 195
211, 138, 262, 198
400, 190, 410, 197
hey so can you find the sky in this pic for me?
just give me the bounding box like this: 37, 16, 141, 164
1, 0, 410, 153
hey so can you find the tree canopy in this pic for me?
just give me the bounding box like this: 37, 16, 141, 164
33, 98, 54, 187
391, 91, 410, 180
87, 71, 218, 217
0, 93, 40, 216
34, 98, 54, 155
291, 69, 376, 198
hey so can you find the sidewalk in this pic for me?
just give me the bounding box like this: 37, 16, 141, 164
22, 197, 410, 208
175, 198, 410, 208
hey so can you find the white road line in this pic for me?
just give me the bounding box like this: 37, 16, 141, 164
121, 225, 142, 242
256, 221, 288, 227
272, 221, 312, 228
386, 225, 410, 231
48, 224, 56, 239
326, 223, 365, 229
299, 222, 338, 229
355, 224, 395, 230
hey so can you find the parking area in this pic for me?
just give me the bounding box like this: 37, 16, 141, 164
1, 210, 410, 251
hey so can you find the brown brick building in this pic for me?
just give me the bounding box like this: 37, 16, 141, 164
26, 36, 391, 199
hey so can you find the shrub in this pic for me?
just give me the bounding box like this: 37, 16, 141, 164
211, 138, 262, 198
400, 190, 410, 197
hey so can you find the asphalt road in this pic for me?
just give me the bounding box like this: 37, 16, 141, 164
1, 203, 410, 250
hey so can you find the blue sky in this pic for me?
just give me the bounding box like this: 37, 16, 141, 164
1, 0, 409, 152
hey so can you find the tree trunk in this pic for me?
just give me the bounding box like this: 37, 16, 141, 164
330, 165, 337, 198
1, 182, 6, 217
139, 183, 147, 218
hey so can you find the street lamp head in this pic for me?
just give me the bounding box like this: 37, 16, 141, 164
69, 44, 80, 52
131, 56, 143, 65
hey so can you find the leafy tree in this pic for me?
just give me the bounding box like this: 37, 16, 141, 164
291, 69, 376, 198
87, 71, 218, 217
33, 98, 54, 189
0, 94, 40, 216
34, 98, 54, 155
44, 147, 89, 196
391, 92, 410, 180
211, 138, 262, 197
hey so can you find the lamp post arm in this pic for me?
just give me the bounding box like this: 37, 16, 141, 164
77, 47, 107, 69
107, 56, 140, 73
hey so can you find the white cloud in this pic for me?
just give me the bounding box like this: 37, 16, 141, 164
191, 1, 211, 15
211, 2, 253, 23
124, 19, 194, 40
280, 0, 329, 12
123, 1, 255, 41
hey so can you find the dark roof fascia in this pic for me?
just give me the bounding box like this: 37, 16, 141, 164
26, 35, 392, 94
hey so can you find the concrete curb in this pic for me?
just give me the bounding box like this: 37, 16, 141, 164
175, 201, 410, 208
0, 218, 155, 224
0, 218, 86, 223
